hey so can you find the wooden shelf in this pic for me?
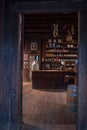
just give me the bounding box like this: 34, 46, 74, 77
45, 56, 78, 58
42, 39, 78, 70
45, 42, 78, 44
45, 51, 77, 54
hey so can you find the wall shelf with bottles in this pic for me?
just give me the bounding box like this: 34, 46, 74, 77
42, 40, 78, 70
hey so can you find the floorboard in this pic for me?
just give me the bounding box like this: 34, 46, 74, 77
22, 82, 76, 130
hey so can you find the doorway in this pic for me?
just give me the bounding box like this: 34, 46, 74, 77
22, 12, 78, 130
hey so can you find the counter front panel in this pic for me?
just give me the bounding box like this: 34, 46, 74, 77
32, 70, 76, 89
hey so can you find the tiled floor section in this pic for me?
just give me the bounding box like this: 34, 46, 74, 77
22, 82, 76, 130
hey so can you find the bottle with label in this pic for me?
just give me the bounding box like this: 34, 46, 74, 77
66, 30, 72, 42
32, 55, 39, 71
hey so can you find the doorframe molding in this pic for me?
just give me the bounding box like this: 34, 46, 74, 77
9, 1, 87, 130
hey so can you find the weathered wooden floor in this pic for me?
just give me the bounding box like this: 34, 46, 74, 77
22, 82, 76, 130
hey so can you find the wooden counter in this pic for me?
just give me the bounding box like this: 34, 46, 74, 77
32, 70, 76, 89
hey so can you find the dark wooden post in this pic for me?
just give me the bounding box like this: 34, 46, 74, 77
0, 0, 5, 128
78, 11, 87, 130
0, 0, 22, 130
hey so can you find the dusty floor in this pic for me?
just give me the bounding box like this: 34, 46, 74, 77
22, 82, 76, 130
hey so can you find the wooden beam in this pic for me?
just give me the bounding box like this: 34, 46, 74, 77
10, 1, 87, 13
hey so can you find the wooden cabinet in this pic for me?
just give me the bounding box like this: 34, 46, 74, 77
41, 40, 78, 70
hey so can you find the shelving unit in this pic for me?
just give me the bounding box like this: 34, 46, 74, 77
42, 40, 78, 70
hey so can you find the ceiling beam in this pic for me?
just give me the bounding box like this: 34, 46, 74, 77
10, 1, 87, 13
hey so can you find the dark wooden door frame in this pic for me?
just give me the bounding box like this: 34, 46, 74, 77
7, 1, 87, 130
